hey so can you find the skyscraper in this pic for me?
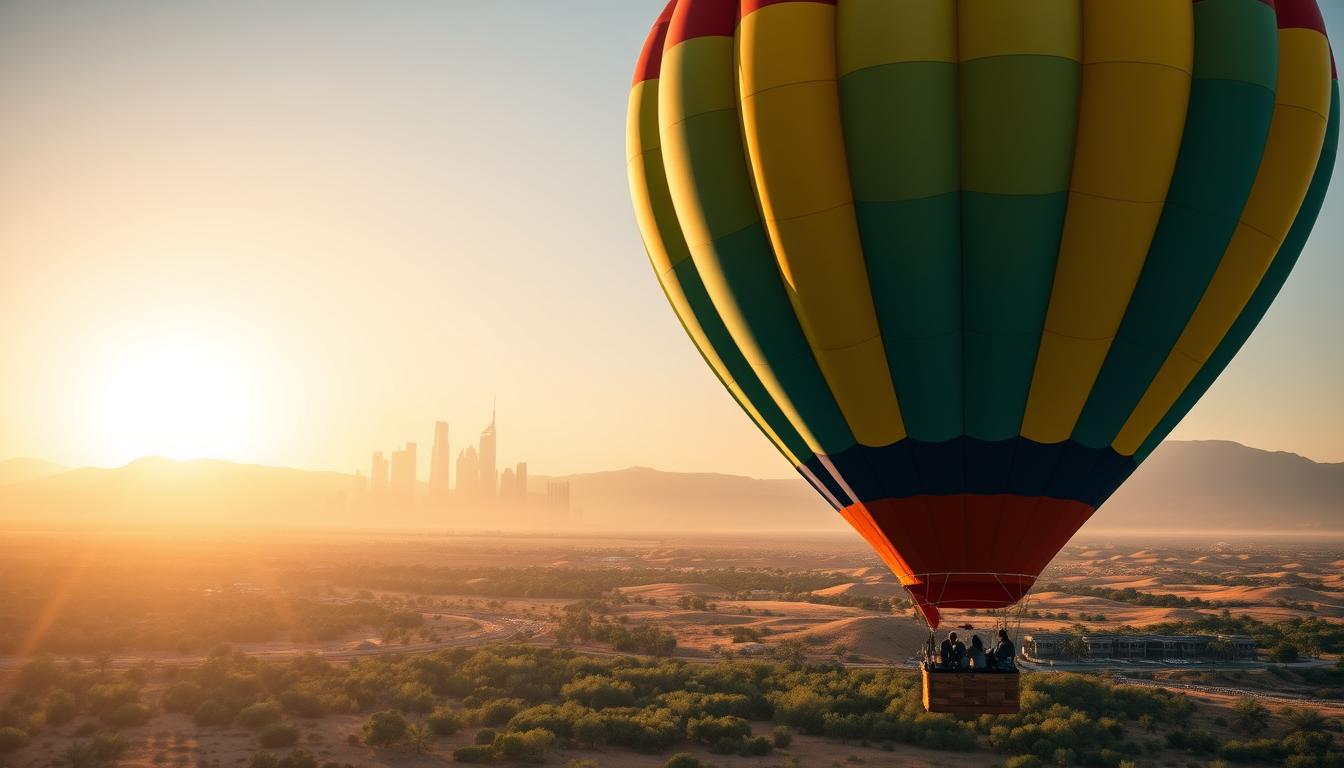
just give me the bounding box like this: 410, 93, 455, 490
390, 442, 417, 506
478, 404, 497, 499
515, 462, 528, 501
546, 480, 570, 513
455, 445, 479, 499
499, 467, 516, 499
429, 421, 451, 503
370, 451, 389, 502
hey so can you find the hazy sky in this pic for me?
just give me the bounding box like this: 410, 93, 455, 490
1, 1, 1341, 479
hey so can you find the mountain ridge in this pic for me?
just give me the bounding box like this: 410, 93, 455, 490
0, 440, 1339, 533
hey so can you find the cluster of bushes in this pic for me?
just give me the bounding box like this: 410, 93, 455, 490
0, 579, 423, 655
453, 727, 558, 763
7, 657, 155, 733
985, 675, 1192, 766
248, 749, 318, 768
555, 603, 677, 656
18, 643, 1324, 767
1039, 582, 1223, 609
0, 660, 143, 766
319, 565, 849, 600
1172, 698, 1344, 766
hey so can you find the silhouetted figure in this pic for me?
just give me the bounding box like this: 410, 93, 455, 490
939, 631, 965, 670
994, 629, 1016, 671
968, 634, 988, 670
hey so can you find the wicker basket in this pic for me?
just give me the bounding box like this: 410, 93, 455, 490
922, 667, 1021, 714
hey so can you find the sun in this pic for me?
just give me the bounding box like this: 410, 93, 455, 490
97, 339, 254, 465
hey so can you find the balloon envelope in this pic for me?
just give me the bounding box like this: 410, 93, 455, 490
627, 0, 1338, 627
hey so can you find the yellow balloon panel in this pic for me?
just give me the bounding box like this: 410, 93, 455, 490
958, 0, 1082, 62
836, 0, 957, 75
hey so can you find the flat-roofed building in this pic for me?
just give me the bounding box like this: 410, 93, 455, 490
1023, 633, 1256, 662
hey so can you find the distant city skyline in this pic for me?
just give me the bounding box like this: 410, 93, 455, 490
367, 403, 552, 509
0, 1, 1341, 478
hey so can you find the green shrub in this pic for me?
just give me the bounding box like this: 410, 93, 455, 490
768, 686, 829, 734
251, 749, 318, 768
45, 690, 78, 725
561, 676, 637, 709
237, 702, 283, 729
427, 707, 463, 736
18, 656, 63, 693
193, 700, 234, 727
362, 711, 406, 747
1271, 644, 1300, 663
452, 744, 495, 763
1219, 738, 1281, 762
90, 731, 128, 762
1004, 756, 1044, 768
60, 740, 99, 768
493, 728, 556, 762
163, 681, 206, 713
278, 691, 324, 718
688, 714, 751, 745
1166, 729, 1219, 754
662, 754, 706, 768
740, 735, 773, 755
395, 682, 436, 714
86, 683, 140, 717
277, 749, 318, 768
258, 724, 300, 748
474, 728, 497, 745
0, 726, 30, 753
772, 725, 793, 749
101, 702, 151, 729
475, 699, 525, 727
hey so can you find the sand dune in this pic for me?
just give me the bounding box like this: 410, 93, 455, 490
618, 583, 728, 600
1067, 575, 1166, 589
1027, 592, 1210, 625
812, 581, 907, 599
767, 615, 929, 660
715, 600, 865, 619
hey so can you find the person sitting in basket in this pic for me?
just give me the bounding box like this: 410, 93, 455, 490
939, 631, 966, 670
993, 629, 1016, 671
968, 634, 989, 670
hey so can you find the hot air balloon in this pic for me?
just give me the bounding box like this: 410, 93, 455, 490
627, 0, 1337, 711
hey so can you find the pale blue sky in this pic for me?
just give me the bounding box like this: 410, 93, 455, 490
0, 1, 1340, 478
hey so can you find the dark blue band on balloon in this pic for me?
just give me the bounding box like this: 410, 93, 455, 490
798, 437, 1138, 510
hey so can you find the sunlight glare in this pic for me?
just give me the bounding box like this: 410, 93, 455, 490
98, 339, 254, 465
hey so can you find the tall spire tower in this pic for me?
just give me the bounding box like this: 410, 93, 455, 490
479, 400, 497, 499
429, 421, 451, 504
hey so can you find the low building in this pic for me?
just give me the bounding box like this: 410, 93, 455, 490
1022, 632, 1257, 662
1022, 633, 1069, 660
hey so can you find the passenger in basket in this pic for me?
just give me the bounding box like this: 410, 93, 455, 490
994, 629, 1016, 671
939, 631, 965, 670
968, 634, 988, 670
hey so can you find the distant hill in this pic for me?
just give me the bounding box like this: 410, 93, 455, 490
540, 441, 1342, 534
0, 458, 68, 486
0, 456, 366, 527
0, 441, 1338, 533
1098, 440, 1344, 532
